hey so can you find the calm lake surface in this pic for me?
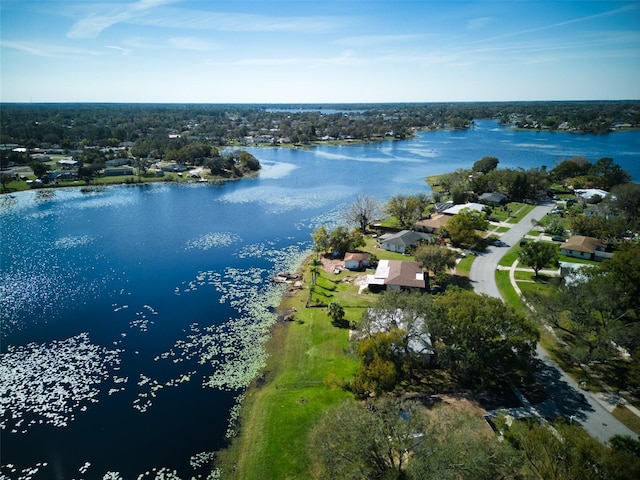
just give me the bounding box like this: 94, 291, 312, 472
1, 120, 638, 479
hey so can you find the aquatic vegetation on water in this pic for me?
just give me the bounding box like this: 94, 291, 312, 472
54, 235, 94, 249
185, 232, 241, 251
0, 333, 122, 432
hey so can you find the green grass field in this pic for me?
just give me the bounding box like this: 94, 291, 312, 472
220, 267, 363, 479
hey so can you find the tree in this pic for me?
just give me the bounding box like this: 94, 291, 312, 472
351, 330, 405, 397
384, 194, 430, 229
311, 226, 330, 257
237, 151, 261, 171
518, 241, 559, 277
0, 172, 13, 192
596, 244, 640, 314
509, 170, 532, 201
607, 183, 640, 223
432, 291, 539, 386
356, 291, 436, 382
551, 156, 591, 182
309, 397, 429, 479
77, 165, 96, 183
414, 243, 457, 278
569, 213, 629, 241
501, 418, 640, 480
326, 301, 348, 328
472, 156, 499, 174
30, 161, 49, 178
446, 208, 488, 247
327, 226, 365, 257
134, 157, 152, 178
589, 157, 632, 189
345, 194, 381, 234
310, 398, 522, 480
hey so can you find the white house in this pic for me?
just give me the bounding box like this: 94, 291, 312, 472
441, 202, 485, 215
358, 308, 433, 360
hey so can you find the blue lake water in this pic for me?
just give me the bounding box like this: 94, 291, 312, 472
1, 120, 638, 479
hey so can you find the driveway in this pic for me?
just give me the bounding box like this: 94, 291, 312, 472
469, 201, 638, 442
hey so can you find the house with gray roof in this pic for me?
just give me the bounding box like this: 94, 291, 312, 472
377, 230, 434, 254
478, 192, 507, 206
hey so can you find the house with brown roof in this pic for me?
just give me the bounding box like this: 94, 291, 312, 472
415, 214, 449, 234
560, 235, 612, 261
366, 259, 426, 293
344, 252, 371, 271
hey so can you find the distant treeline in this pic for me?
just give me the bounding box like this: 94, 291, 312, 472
1, 101, 639, 154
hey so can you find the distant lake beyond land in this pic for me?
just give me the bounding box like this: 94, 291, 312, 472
1, 120, 638, 479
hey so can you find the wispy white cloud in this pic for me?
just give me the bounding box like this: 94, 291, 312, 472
0, 40, 103, 58
167, 37, 219, 52
65, 0, 342, 38
106, 45, 132, 56
221, 50, 367, 68
471, 4, 637, 44
136, 8, 343, 33
467, 17, 493, 30
333, 33, 427, 47
67, 0, 179, 38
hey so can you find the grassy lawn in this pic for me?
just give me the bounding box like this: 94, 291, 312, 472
220, 257, 378, 479
498, 245, 522, 267
513, 270, 559, 282
506, 203, 535, 223
557, 254, 598, 265
495, 226, 510, 233
612, 406, 640, 435
527, 230, 541, 236
495, 270, 528, 315
455, 255, 475, 276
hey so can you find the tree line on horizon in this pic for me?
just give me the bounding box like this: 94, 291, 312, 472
2, 101, 639, 155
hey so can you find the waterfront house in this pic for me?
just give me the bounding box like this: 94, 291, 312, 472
414, 214, 450, 234
478, 192, 507, 206
105, 158, 130, 167
378, 230, 434, 253
366, 259, 426, 292
441, 202, 485, 215
344, 252, 371, 271
104, 166, 134, 177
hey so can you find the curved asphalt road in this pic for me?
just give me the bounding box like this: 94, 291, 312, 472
469, 201, 638, 442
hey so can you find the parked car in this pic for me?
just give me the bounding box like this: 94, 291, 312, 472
551, 235, 566, 242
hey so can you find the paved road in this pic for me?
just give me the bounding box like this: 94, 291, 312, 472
470, 202, 554, 298
469, 202, 638, 442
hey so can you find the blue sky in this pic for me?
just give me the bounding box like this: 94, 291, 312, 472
1, 0, 639, 103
